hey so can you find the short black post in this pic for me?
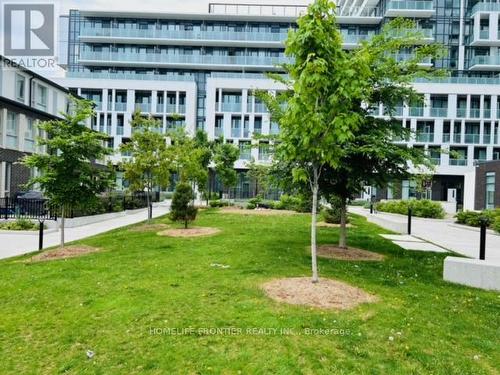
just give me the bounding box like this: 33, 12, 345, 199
479, 222, 487, 260
38, 220, 44, 251
370, 203, 374, 214
407, 208, 412, 235
4, 197, 8, 220
149, 203, 153, 220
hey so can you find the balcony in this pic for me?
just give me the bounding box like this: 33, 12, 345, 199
464, 133, 480, 144
430, 108, 447, 117
79, 26, 289, 47
166, 104, 176, 113
453, 134, 462, 143
67, 70, 195, 82
388, 28, 434, 43
449, 159, 468, 166
483, 134, 491, 144
385, 1, 435, 18
430, 157, 441, 166
469, 55, 500, 71
484, 109, 492, 118
456, 108, 467, 118
114, 102, 127, 112
219, 102, 242, 113
135, 103, 151, 112
156, 103, 164, 113
470, 2, 500, 17
254, 102, 268, 113
442, 134, 450, 143
341, 33, 375, 49
80, 50, 288, 71
470, 108, 481, 118
231, 127, 241, 138
392, 53, 432, 66
409, 107, 424, 117
416, 133, 434, 143
215, 127, 223, 137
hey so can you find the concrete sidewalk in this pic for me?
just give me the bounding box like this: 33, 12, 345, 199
0, 203, 170, 260
350, 206, 500, 263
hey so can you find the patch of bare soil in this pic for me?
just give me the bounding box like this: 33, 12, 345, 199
30, 245, 100, 262
129, 223, 169, 232
317, 222, 354, 228
262, 277, 378, 310
317, 245, 385, 261
157, 227, 221, 238
220, 207, 297, 216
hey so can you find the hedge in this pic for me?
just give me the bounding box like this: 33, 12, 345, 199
375, 199, 445, 219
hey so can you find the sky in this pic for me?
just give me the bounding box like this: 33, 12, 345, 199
59, 0, 313, 14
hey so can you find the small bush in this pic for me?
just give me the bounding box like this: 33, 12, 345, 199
209, 200, 232, 208
349, 199, 369, 207
0, 218, 40, 231
456, 210, 497, 227
376, 199, 445, 219
322, 196, 348, 224
492, 216, 500, 233
170, 183, 198, 228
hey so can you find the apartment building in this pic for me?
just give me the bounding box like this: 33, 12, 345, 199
55, 1, 500, 209
0, 56, 73, 198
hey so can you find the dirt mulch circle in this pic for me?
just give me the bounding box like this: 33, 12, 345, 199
29, 245, 100, 262
157, 227, 221, 238
317, 222, 354, 228
220, 207, 297, 216
129, 223, 170, 232
262, 277, 378, 310
317, 245, 385, 261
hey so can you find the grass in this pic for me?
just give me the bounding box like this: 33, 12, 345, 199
0, 210, 499, 374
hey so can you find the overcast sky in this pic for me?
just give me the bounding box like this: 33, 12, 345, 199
60, 0, 312, 14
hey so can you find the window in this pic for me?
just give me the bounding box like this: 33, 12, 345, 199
4, 162, 12, 195
486, 172, 495, 209
6, 112, 18, 149
24, 118, 36, 152
36, 84, 48, 110
15, 74, 25, 102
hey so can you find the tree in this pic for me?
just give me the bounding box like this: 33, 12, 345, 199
213, 143, 239, 198
23, 97, 114, 247
120, 111, 171, 221
259, 0, 368, 283
193, 129, 216, 204
246, 159, 271, 198
169, 182, 197, 228
260, 1, 443, 282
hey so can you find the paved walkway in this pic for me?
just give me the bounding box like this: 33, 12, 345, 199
0, 204, 170, 260
350, 206, 500, 263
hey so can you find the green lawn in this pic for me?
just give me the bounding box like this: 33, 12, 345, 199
0, 210, 498, 374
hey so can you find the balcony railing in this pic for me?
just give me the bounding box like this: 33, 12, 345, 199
409, 107, 424, 117
430, 107, 447, 117
449, 159, 467, 166
114, 102, 127, 112
220, 102, 242, 113
68, 70, 195, 82
156, 103, 164, 113
79, 50, 288, 68
341, 33, 375, 45
386, 1, 434, 11
178, 104, 186, 114
470, 108, 481, 118
470, 2, 500, 17
254, 103, 268, 113
80, 26, 289, 44
453, 134, 462, 143
231, 127, 241, 138
479, 30, 490, 39
456, 108, 467, 118
215, 127, 223, 137
484, 109, 492, 118
470, 55, 500, 68
135, 103, 151, 112
416, 133, 434, 143
166, 104, 176, 113
483, 135, 491, 144
430, 157, 441, 165
442, 134, 450, 143
464, 133, 480, 143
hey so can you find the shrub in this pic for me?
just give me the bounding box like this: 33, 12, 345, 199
349, 199, 369, 207
0, 218, 40, 231
376, 199, 445, 219
170, 183, 198, 228
492, 216, 500, 233
456, 210, 497, 227
209, 200, 232, 208
322, 196, 348, 224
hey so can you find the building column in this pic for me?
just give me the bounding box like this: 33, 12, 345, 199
0, 162, 5, 198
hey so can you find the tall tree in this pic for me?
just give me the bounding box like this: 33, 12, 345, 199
246, 159, 272, 198
23, 97, 114, 247
120, 111, 171, 221
213, 143, 239, 198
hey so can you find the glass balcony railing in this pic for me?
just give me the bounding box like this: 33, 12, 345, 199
79, 50, 288, 68
135, 103, 151, 112
449, 159, 467, 166
416, 133, 434, 142
67, 70, 195, 82
470, 55, 500, 67
479, 30, 490, 39
484, 109, 492, 118
114, 102, 127, 111
254, 103, 268, 113
215, 127, 223, 137
464, 133, 480, 144
442, 134, 450, 143
409, 107, 424, 117
80, 26, 290, 44
220, 102, 242, 112
430, 108, 447, 117
453, 134, 462, 143
178, 104, 186, 114
483, 135, 491, 144
470, 108, 481, 118
388, 28, 434, 39
166, 104, 176, 113
430, 157, 441, 165
386, 1, 434, 11
470, 2, 500, 16
231, 128, 241, 138
456, 108, 467, 118
341, 33, 375, 45
156, 103, 164, 113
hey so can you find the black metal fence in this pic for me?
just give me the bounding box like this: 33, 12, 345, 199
0, 197, 57, 221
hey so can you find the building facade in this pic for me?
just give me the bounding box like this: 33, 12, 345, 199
55, 1, 500, 208
0, 56, 73, 198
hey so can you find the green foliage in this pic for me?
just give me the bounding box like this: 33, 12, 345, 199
246, 160, 272, 197
213, 143, 239, 191
456, 210, 499, 228
376, 199, 445, 219
23, 97, 114, 212
0, 218, 41, 231
121, 111, 171, 196
350, 200, 369, 207
170, 182, 198, 228
209, 200, 233, 208
322, 196, 349, 224
492, 216, 500, 233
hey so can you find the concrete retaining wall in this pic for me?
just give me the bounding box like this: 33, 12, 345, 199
443, 256, 500, 291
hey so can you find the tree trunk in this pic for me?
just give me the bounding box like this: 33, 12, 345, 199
146, 187, 151, 222
310, 179, 319, 284
339, 196, 348, 249
60, 206, 65, 248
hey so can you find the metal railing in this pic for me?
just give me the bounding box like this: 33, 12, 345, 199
0, 198, 56, 221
